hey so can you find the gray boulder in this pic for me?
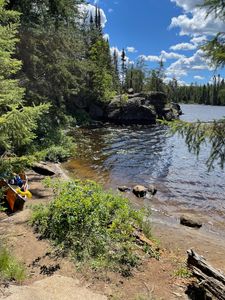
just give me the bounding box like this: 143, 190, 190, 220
180, 214, 202, 228
32, 163, 55, 176
171, 102, 183, 115
148, 184, 157, 195
127, 88, 134, 94
133, 185, 148, 198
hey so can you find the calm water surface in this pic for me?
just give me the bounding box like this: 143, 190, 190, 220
64, 104, 225, 231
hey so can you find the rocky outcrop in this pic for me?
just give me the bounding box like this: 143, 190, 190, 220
88, 91, 182, 125
107, 97, 157, 125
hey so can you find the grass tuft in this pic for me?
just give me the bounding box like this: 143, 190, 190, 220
0, 246, 26, 283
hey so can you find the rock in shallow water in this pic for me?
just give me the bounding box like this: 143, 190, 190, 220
148, 184, 157, 195
133, 185, 148, 197
180, 214, 202, 228
133, 184, 157, 198
118, 186, 131, 192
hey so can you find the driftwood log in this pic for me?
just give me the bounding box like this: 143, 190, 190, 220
187, 249, 225, 299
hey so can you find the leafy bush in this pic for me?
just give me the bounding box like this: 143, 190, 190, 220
31, 179, 153, 274
0, 246, 26, 283
74, 109, 91, 126
44, 146, 72, 163
34, 130, 76, 162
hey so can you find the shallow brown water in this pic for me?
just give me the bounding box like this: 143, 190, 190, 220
64, 104, 225, 234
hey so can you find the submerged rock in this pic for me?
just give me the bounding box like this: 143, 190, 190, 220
118, 186, 131, 192
180, 215, 202, 228
148, 185, 157, 195
133, 185, 148, 198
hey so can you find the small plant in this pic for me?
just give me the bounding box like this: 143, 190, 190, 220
174, 264, 192, 279
0, 246, 26, 283
120, 94, 129, 105
31, 179, 155, 275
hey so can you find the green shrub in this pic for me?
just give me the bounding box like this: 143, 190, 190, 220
44, 146, 72, 162
0, 246, 26, 283
174, 264, 192, 278
120, 94, 129, 105
31, 179, 153, 274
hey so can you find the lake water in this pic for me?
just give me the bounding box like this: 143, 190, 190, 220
64, 104, 225, 232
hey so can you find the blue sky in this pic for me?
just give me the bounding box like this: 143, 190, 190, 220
85, 0, 225, 85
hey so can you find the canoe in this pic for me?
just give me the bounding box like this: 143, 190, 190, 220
0, 174, 27, 212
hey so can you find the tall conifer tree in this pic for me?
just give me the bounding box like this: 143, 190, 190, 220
0, 0, 47, 156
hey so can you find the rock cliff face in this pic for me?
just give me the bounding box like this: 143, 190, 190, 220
89, 91, 182, 125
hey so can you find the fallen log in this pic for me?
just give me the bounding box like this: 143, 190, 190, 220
187, 249, 225, 300
133, 230, 155, 248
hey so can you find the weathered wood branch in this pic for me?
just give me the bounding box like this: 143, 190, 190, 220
187, 249, 225, 300
133, 230, 155, 248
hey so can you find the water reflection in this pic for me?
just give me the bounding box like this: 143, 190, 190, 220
64, 105, 225, 229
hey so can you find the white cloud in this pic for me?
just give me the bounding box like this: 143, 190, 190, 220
171, 0, 202, 12
108, 8, 113, 13
126, 46, 137, 53
194, 75, 205, 80
161, 50, 185, 59
190, 35, 207, 45
103, 33, 110, 40
78, 4, 107, 28
192, 65, 208, 70
139, 55, 164, 62
110, 46, 122, 57
170, 42, 197, 51
164, 77, 189, 85
170, 1, 225, 36
139, 51, 184, 63
166, 49, 213, 78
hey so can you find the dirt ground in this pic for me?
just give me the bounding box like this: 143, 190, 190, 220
0, 165, 225, 300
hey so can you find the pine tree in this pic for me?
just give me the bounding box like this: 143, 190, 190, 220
112, 49, 120, 92
7, 0, 86, 119
121, 49, 127, 90
201, 0, 225, 68
0, 0, 47, 156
